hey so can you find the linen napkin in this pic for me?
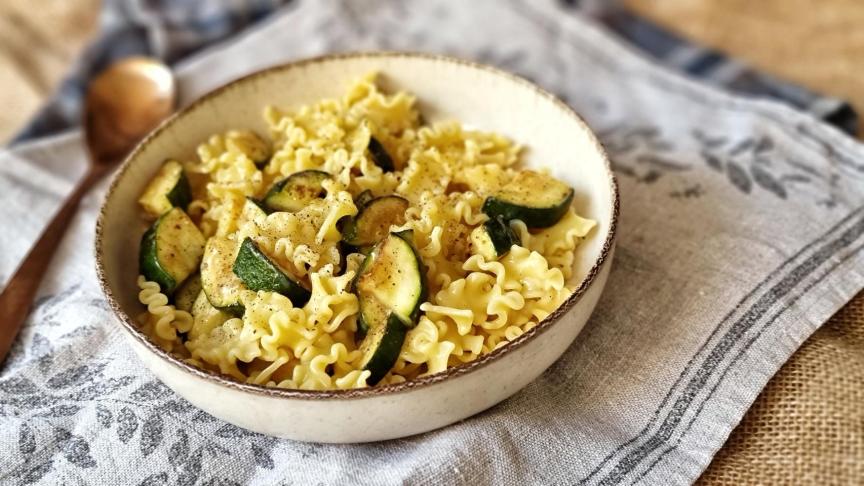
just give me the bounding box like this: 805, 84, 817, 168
2, 1, 864, 484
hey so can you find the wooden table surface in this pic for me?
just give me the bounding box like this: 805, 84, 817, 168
1, 1, 862, 483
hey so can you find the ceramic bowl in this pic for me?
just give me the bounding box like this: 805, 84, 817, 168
95, 52, 618, 443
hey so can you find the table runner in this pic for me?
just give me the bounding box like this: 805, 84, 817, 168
2, 1, 864, 484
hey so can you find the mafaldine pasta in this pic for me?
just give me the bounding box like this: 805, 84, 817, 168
134, 74, 596, 390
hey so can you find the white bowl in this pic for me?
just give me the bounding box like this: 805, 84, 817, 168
95, 52, 619, 443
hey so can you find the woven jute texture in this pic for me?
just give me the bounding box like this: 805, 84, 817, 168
627, 0, 864, 483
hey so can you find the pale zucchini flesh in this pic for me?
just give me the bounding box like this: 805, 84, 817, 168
189, 290, 231, 340
173, 273, 202, 312
138, 160, 192, 219
264, 170, 329, 212
200, 236, 246, 315
355, 233, 426, 323
139, 208, 206, 294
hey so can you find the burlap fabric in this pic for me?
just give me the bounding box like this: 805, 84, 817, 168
1, 1, 862, 484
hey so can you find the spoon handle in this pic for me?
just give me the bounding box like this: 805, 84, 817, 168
0, 167, 108, 364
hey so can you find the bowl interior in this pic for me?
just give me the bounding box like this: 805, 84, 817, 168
98, 53, 616, 389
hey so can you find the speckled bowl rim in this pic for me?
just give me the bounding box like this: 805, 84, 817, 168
95, 51, 619, 401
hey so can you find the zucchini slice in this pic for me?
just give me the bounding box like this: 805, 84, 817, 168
264, 170, 330, 212
481, 171, 574, 228
470, 216, 520, 260
355, 232, 427, 328
341, 196, 409, 247
358, 312, 408, 385
173, 273, 202, 313
138, 160, 192, 218
354, 189, 375, 210
200, 237, 246, 316
139, 208, 206, 294
367, 137, 395, 172
232, 237, 311, 307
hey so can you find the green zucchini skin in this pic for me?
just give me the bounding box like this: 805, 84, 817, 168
367, 137, 395, 172
166, 171, 192, 210
173, 273, 202, 312
341, 195, 409, 247
352, 231, 428, 385
354, 189, 375, 210
264, 170, 330, 212
481, 171, 575, 228
359, 312, 408, 385
392, 230, 427, 322
139, 208, 206, 294
472, 216, 520, 260
482, 188, 574, 228
139, 225, 175, 293
246, 197, 272, 215
232, 237, 311, 306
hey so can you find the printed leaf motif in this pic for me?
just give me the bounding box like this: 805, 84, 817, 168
60, 433, 97, 468
159, 400, 190, 414
754, 137, 774, 153
751, 164, 787, 199
117, 407, 139, 443
0, 394, 55, 409
168, 430, 190, 467
725, 162, 752, 194
37, 405, 81, 417
177, 449, 203, 486
47, 363, 104, 389
19, 423, 36, 455
96, 405, 112, 428
67, 376, 136, 401
251, 443, 274, 469
192, 410, 216, 422
202, 479, 242, 486
130, 381, 171, 401
728, 138, 755, 156
0, 377, 39, 395
53, 427, 72, 443
20, 460, 53, 485
140, 413, 164, 457
138, 472, 169, 486
701, 151, 724, 172
215, 423, 254, 438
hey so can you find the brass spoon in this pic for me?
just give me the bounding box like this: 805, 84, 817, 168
0, 57, 175, 363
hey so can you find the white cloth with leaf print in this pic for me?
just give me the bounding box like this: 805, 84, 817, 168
2, 1, 864, 485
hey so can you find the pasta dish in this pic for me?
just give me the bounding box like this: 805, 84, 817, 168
134, 74, 595, 390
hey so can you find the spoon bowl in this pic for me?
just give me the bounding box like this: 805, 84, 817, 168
85, 57, 175, 163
